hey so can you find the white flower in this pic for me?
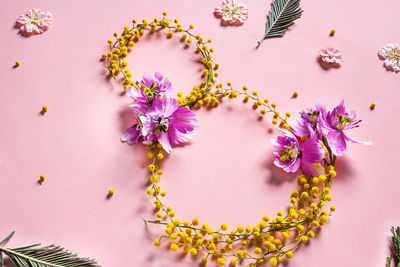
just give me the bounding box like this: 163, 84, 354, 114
214, 0, 249, 26
378, 43, 400, 73
16, 8, 53, 35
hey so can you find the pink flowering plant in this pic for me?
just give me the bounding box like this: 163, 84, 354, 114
16, 8, 53, 35
319, 48, 342, 66
214, 0, 249, 26
272, 100, 371, 176
272, 130, 324, 176
121, 73, 197, 153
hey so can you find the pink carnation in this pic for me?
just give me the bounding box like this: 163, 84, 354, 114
319, 48, 342, 65
16, 8, 53, 35
214, 0, 249, 26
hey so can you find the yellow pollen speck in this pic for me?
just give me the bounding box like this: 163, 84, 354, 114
41, 105, 48, 114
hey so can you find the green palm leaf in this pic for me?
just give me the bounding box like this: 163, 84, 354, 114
391, 226, 400, 262
258, 0, 303, 45
0, 232, 100, 267
387, 255, 392, 267
391, 226, 400, 267
387, 226, 400, 267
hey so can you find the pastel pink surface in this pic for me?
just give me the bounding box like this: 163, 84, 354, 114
0, 0, 399, 267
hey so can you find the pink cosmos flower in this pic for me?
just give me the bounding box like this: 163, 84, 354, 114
319, 48, 342, 65
319, 100, 372, 156
121, 95, 197, 153
126, 72, 172, 116
16, 8, 53, 35
214, 0, 249, 26
289, 100, 327, 140
272, 130, 324, 176
378, 43, 400, 72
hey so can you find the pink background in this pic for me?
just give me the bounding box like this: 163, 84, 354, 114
0, 0, 399, 266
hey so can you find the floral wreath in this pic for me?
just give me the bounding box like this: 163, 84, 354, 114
101, 13, 371, 267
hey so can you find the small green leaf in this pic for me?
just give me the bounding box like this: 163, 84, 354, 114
387, 255, 392, 267
0, 232, 15, 246
0, 244, 100, 267
391, 226, 400, 260
258, 0, 303, 45
0, 232, 100, 266
387, 226, 400, 267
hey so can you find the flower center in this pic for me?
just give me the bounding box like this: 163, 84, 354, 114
224, 5, 241, 16
280, 148, 299, 161
142, 83, 160, 104
154, 116, 170, 133
329, 54, 334, 59
140, 83, 160, 105
29, 13, 42, 24
336, 113, 353, 130
308, 111, 320, 124
301, 110, 320, 127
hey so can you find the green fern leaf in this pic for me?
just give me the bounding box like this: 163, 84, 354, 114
0, 232, 100, 267
387, 255, 392, 267
258, 0, 303, 45
0, 232, 14, 246
391, 226, 400, 263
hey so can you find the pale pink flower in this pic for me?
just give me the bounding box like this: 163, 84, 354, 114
214, 0, 249, 26
378, 43, 400, 72
16, 8, 53, 35
319, 48, 342, 65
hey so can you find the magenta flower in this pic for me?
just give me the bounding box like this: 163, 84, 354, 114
126, 72, 172, 115
272, 130, 324, 176
319, 48, 342, 65
121, 95, 197, 153
290, 100, 326, 139
214, 0, 249, 26
16, 8, 53, 35
320, 100, 372, 156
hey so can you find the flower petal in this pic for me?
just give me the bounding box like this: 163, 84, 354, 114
326, 130, 346, 156
121, 126, 141, 144
158, 133, 172, 153
301, 138, 324, 163
343, 132, 372, 145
